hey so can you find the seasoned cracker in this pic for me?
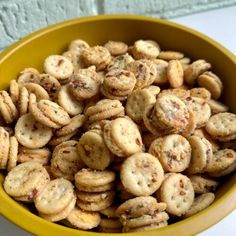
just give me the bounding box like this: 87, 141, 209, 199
56, 114, 85, 137
126, 60, 153, 89
184, 59, 211, 85
159, 173, 194, 216
9, 80, 19, 104
39, 195, 76, 222
126, 89, 156, 124
24, 83, 49, 100
69, 67, 100, 101
29, 93, 61, 129
77, 190, 114, 203
189, 175, 219, 194
77, 192, 115, 211
0, 127, 10, 169
104, 117, 143, 157
206, 112, 236, 140
7, 136, 18, 172
76, 182, 114, 193
197, 71, 223, 99
107, 53, 134, 71
184, 96, 211, 128
38, 99, 71, 126
35, 178, 74, 215
158, 51, 184, 61
58, 85, 84, 116
116, 196, 166, 218
190, 87, 211, 101
66, 206, 101, 230
75, 168, 115, 187
167, 60, 184, 88
4, 161, 49, 200
132, 40, 160, 59
183, 193, 215, 218
44, 55, 74, 79
51, 141, 84, 180
149, 134, 191, 172
208, 99, 229, 114
124, 221, 168, 232
17, 68, 40, 85
123, 211, 169, 229
18, 86, 29, 116
155, 94, 190, 132
17, 147, 51, 165
68, 39, 90, 54
39, 73, 61, 101
152, 59, 169, 85
104, 41, 128, 56
81, 46, 111, 70
15, 113, 53, 148
77, 130, 112, 170
186, 136, 212, 174
206, 149, 236, 173
120, 153, 164, 196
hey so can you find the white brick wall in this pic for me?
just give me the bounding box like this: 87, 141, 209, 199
0, 0, 236, 51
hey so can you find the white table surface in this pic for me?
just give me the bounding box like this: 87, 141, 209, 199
1, 5, 236, 236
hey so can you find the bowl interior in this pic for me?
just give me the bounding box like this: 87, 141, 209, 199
0, 15, 236, 236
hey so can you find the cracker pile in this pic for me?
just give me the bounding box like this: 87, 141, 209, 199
1, 39, 236, 233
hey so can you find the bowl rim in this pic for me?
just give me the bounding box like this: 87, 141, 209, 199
0, 14, 236, 236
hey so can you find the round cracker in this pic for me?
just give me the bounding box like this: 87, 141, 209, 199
75, 182, 114, 193
66, 206, 101, 230
24, 83, 49, 100
197, 71, 223, 99
75, 169, 115, 187
38, 99, 71, 126
158, 51, 184, 61
15, 113, 53, 148
35, 178, 74, 215
51, 141, 84, 181
149, 134, 191, 173
18, 86, 29, 116
183, 192, 215, 218
206, 112, 236, 139
123, 211, 169, 229
104, 41, 128, 56
4, 161, 49, 198
116, 196, 166, 218
167, 60, 184, 88
58, 85, 84, 116
76, 190, 114, 203
206, 149, 236, 173
126, 89, 156, 124
9, 79, 19, 104
77, 192, 115, 211
159, 173, 194, 216
124, 221, 168, 232
189, 175, 218, 194
77, 130, 112, 170
39, 195, 76, 222
44, 55, 74, 79
186, 136, 213, 174
7, 136, 18, 171
56, 114, 85, 137
120, 153, 164, 196
29, 93, 61, 129
0, 127, 10, 169
110, 117, 143, 156
132, 40, 160, 60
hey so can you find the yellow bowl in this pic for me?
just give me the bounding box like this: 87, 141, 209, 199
0, 15, 236, 236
